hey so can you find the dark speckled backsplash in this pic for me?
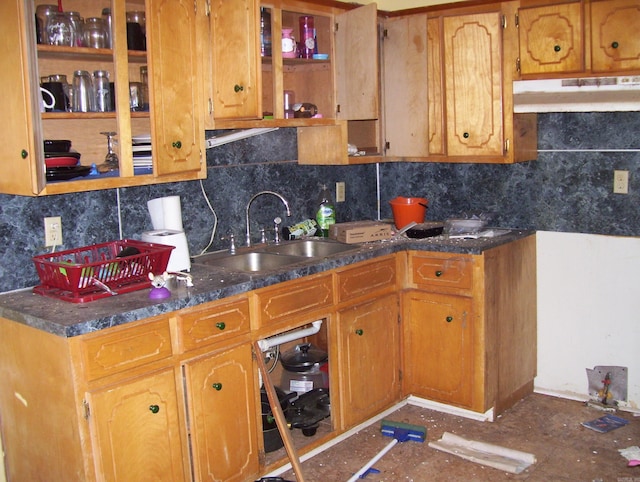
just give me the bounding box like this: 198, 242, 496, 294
1, 112, 638, 293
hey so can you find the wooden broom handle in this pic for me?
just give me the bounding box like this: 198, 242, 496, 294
253, 341, 307, 482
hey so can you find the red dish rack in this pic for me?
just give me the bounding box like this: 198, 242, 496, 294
32, 239, 174, 303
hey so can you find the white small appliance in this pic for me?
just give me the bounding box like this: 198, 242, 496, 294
141, 195, 191, 272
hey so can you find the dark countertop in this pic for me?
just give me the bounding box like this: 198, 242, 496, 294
0, 230, 534, 337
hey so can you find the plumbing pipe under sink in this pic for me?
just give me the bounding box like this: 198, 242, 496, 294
257, 320, 323, 352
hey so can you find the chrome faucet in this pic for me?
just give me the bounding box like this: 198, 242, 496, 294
245, 191, 292, 246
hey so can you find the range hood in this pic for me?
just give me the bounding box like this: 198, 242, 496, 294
513, 75, 640, 113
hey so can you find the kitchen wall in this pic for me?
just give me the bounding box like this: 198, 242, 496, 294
0, 112, 639, 402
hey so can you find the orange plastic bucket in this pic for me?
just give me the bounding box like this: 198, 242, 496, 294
389, 196, 428, 229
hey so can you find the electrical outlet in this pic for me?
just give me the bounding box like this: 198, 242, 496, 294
336, 181, 346, 203
44, 216, 62, 247
614, 170, 629, 194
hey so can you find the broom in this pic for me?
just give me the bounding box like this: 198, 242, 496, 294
346, 420, 426, 481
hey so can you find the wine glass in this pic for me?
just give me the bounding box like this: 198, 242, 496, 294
99, 132, 119, 173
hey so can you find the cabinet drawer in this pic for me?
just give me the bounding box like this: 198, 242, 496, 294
411, 253, 473, 292
178, 298, 250, 352
255, 275, 333, 328
337, 256, 396, 303
77, 317, 173, 381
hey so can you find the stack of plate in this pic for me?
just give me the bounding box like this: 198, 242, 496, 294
132, 134, 152, 174
44, 139, 91, 181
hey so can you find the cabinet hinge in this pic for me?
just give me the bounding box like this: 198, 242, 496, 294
382, 28, 388, 39
504, 138, 510, 154
385, 141, 390, 153
501, 14, 507, 29
208, 98, 213, 115
399, 369, 403, 381
83, 400, 90, 420
204, 0, 211, 16
336, 104, 341, 115
516, 57, 521, 73
335, 22, 339, 33
515, 13, 519, 28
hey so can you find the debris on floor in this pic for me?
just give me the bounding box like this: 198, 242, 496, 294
581, 414, 630, 433
427, 431, 536, 474
619, 446, 640, 467
586, 365, 628, 410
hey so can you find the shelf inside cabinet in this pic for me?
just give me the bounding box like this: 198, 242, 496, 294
37, 45, 147, 63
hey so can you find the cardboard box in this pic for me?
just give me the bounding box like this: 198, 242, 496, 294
329, 221, 393, 244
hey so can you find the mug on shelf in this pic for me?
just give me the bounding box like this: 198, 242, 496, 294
40, 87, 55, 112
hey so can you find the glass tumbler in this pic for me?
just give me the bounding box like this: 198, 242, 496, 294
46, 11, 74, 46
101, 8, 112, 48
93, 70, 111, 112
35, 4, 57, 44
72, 70, 95, 112
298, 16, 315, 59
83, 17, 106, 49
66, 11, 84, 47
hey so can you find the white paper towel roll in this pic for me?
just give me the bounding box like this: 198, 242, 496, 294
148, 196, 184, 231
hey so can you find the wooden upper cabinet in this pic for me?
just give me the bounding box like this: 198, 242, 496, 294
209, 0, 261, 120
335, 3, 379, 121
148, 0, 204, 176
591, 0, 640, 72
444, 12, 505, 157
517, 2, 584, 75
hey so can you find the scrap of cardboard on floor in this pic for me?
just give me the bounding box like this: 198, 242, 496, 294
428, 432, 536, 474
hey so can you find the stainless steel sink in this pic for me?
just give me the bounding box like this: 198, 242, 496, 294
192, 239, 359, 274
193, 251, 307, 273
260, 239, 357, 258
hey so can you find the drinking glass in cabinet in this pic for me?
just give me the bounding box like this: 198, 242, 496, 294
99, 132, 119, 173
101, 8, 112, 48
83, 17, 107, 49
66, 11, 83, 47
93, 70, 111, 112
72, 70, 95, 112
35, 4, 57, 44
45, 11, 73, 46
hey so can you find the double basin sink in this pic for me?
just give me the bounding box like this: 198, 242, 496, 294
191, 239, 360, 274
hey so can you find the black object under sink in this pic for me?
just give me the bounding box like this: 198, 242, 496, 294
287, 388, 330, 437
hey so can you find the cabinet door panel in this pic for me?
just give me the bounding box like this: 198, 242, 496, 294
591, 0, 640, 72
336, 3, 379, 120
518, 2, 584, 75
338, 294, 400, 428
88, 369, 186, 481
210, 0, 261, 120
148, 0, 203, 176
0, 0, 43, 194
427, 17, 446, 156
404, 291, 473, 408
383, 14, 428, 157
185, 343, 259, 482
444, 13, 503, 157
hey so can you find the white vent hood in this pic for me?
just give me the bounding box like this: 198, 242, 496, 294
513, 76, 640, 113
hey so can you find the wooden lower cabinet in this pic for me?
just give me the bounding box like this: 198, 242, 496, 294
403, 291, 474, 408
402, 235, 537, 416
184, 343, 259, 482
337, 293, 400, 428
87, 368, 188, 481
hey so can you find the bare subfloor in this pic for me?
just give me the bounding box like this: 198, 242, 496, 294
278, 393, 639, 482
